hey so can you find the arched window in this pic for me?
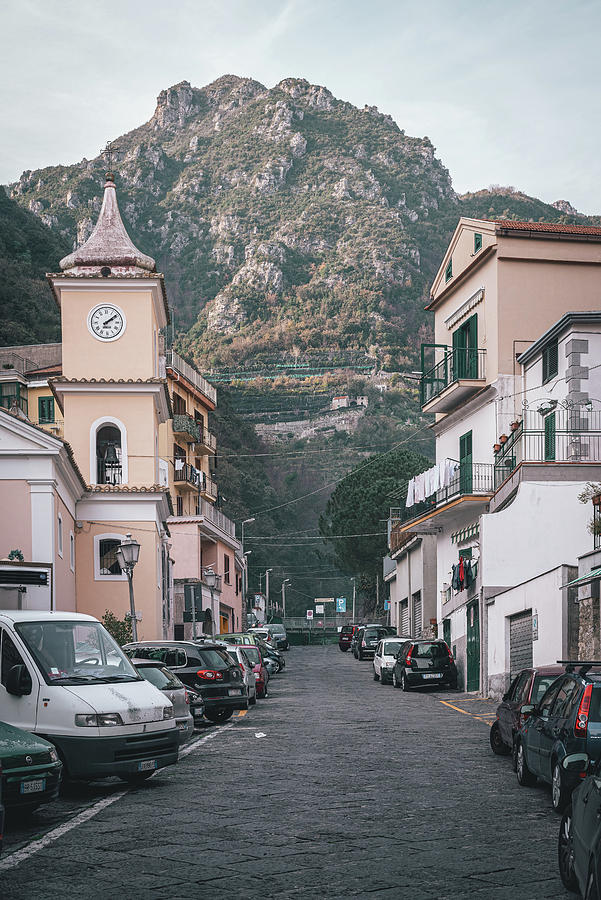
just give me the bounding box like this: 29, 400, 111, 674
90, 417, 128, 485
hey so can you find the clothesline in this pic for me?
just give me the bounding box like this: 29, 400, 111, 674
406, 459, 460, 508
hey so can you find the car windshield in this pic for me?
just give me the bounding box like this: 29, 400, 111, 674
412, 642, 448, 660
341, 626, 354, 634
269, 626, 285, 635
364, 628, 383, 639
137, 666, 183, 690
125, 646, 187, 667
383, 641, 403, 655
532, 674, 560, 705
16, 621, 139, 685
197, 648, 233, 670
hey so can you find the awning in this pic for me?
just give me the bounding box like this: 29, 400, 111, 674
561, 567, 601, 590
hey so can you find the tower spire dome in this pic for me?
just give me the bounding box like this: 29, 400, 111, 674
60, 168, 156, 275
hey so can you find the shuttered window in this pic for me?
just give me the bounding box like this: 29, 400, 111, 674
445, 259, 453, 282
542, 341, 558, 383
544, 413, 556, 461
400, 599, 409, 636
412, 591, 422, 637
38, 396, 55, 423
474, 232, 482, 253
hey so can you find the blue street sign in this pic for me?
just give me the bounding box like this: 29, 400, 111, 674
336, 597, 346, 613
384, 598, 390, 611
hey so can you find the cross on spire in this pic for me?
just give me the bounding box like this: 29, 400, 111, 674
101, 140, 121, 180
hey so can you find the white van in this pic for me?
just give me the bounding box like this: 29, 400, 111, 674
0, 611, 179, 782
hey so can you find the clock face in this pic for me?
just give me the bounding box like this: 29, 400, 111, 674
88, 304, 126, 341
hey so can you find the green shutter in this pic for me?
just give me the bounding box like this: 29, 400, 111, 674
38, 396, 55, 423
445, 259, 453, 282
544, 413, 556, 461
543, 341, 558, 383
459, 431, 473, 493
474, 232, 482, 253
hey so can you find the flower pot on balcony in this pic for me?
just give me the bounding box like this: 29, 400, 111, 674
499, 434, 508, 444
493, 443, 501, 453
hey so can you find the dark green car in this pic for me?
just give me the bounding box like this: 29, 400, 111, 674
0, 721, 62, 812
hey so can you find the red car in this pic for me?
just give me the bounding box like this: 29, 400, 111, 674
237, 644, 269, 699
490, 664, 563, 759
339, 625, 357, 652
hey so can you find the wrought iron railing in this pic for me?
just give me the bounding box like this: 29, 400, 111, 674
394, 463, 495, 525
97, 460, 122, 485
420, 348, 486, 407
195, 498, 236, 536
174, 464, 217, 498
167, 351, 217, 405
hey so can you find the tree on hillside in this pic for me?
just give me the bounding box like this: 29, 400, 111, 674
319, 446, 431, 614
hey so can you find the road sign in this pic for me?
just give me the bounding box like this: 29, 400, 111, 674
306, 610, 314, 620
336, 597, 347, 613
315, 597, 334, 603
315, 604, 325, 614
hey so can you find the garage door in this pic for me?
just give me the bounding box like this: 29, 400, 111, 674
412, 591, 422, 637
400, 599, 409, 636
510, 610, 533, 677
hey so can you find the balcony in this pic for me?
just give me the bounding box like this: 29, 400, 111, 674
396, 462, 495, 529
97, 459, 122, 485
166, 350, 217, 406
494, 411, 601, 491
197, 424, 217, 454
421, 348, 486, 414
174, 464, 217, 499
173, 413, 200, 443
389, 524, 417, 555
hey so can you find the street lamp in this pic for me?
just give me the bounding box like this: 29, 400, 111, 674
203, 567, 216, 636
265, 568, 273, 622
240, 518, 255, 615
116, 533, 141, 642
281, 579, 290, 619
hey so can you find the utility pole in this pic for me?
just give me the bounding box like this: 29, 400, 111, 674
281, 579, 290, 619
240, 518, 255, 616
376, 573, 380, 616
265, 568, 272, 621
351, 576, 356, 622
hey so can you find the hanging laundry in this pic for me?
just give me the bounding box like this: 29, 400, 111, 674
464, 560, 473, 589
425, 465, 439, 496
458, 556, 465, 590
174, 458, 184, 471
405, 478, 415, 508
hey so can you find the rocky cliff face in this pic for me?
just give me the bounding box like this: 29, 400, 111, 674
9, 75, 594, 370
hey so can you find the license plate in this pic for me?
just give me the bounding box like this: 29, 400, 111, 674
178, 722, 188, 731
422, 673, 441, 680
20, 779, 45, 794
228, 688, 242, 696
138, 759, 157, 772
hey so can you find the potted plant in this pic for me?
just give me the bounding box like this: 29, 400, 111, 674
499, 434, 508, 444
493, 443, 501, 453
510, 421, 520, 432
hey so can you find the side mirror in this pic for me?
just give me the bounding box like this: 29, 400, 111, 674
563, 753, 590, 773
519, 703, 535, 719
6, 664, 32, 696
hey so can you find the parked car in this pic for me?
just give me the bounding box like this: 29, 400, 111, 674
256, 640, 285, 672
373, 637, 409, 684
225, 646, 257, 705
338, 625, 357, 652
0, 720, 62, 813
185, 687, 205, 727
250, 628, 281, 651
124, 641, 247, 724
132, 660, 194, 742
0, 612, 179, 783
490, 665, 563, 757
353, 625, 389, 660
229, 644, 269, 699
558, 753, 601, 896
391, 639, 458, 690
264, 624, 290, 651
515, 662, 601, 812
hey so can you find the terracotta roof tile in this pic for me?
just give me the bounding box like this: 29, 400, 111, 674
491, 219, 601, 236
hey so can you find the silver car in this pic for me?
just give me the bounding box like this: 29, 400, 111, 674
133, 660, 194, 741
224, 645, 257, 705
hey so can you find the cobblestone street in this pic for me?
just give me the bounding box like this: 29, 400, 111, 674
1, 645, 571, 899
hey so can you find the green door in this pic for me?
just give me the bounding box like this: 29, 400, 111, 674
443, 618, 451, 648
466, 601, 480, 691
459, 431, 473, 493
452, 314, 478, 380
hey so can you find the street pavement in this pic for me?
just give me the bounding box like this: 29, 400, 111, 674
1, 645, 571, 899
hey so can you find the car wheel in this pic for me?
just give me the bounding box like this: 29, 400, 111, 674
516, 741, 537, 787
558, 806, 578, 892
584, 859, 599, 900
392, 670, 400, 689
489, 722, 511, 756
401, 672, 410, 692
512, 737, 519, 772
373, 669, 380, 681
552, 761, 570, 813
380, 672, 389, 685
204, 708, 234, 724
249, 692, 257, 706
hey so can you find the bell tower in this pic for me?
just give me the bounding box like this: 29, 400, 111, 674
47, 152, 171, 637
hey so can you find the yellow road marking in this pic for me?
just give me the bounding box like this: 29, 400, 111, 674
235, 709, 248, 717
438, 698, 493, 727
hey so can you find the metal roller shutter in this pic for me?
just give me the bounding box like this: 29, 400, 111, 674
412, 591, 422, 637
510, 610, 533, 677
400, 600, 409, 636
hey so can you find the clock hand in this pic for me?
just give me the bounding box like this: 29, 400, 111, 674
102, 314, 119, 326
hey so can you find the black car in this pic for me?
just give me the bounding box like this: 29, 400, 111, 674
515, 661, 601, 812
490, 665, 563, 757
391, 639, 458, 691
124, 641, 247, 724
558, 753, 601, 896
354, 625, 388, 660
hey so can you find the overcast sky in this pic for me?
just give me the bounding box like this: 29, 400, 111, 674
1, 0, 599, 213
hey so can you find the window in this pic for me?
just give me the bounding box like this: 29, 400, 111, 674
0, 382, 27, 415
512, 672, 532, 705
459, 431, 473, 493
96, 424, 122, 485
176, 495, 183, 517
537, 679, 563, 717
544, 413, 556, 462
1, 629, 31, 692
173, 392, 186, 415
224, 554, 231, 584
531, 674, 560, 705
552, 678, 579, 718
474, 232, 482, 254
57, 513, 63, 557
38, 396, 55, 424
542, 341, 559, 383
445, 259, 453, 283
194, 410, 204, 425
69, 532, 75, 572
94, 534, 127, 580
452, 314, 478, 380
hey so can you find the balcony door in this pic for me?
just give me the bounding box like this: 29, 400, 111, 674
452, 314, 478, 380
459, 431, 473, 494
